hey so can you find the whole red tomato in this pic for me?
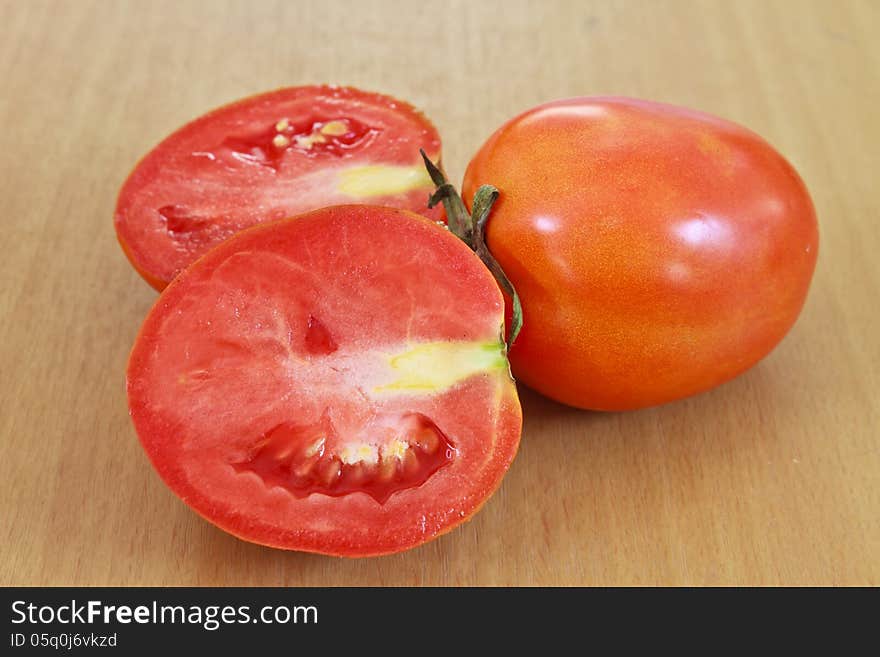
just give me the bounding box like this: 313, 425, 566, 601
462, 97, 819, 410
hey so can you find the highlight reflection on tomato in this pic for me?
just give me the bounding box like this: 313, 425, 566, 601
463, 97, 819, 410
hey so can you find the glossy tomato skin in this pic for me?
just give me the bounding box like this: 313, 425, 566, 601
463, 97, 819, 410
116, 86, 444, 291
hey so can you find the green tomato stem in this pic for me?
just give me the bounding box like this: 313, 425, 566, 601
421, 150, 523, 349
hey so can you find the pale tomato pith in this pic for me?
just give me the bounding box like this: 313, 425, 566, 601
115, 86, 443, 290
126, 205, 521, 556
463, 97, 819, 410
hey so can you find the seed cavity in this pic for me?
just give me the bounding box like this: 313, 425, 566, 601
303, 437, 325, 458
232, 412, 455, 504
294, 132, 328, 150
320, 120, 349, 136
158, 204, 211, 234
383, 438, 409, 460
157, 205, 236, 245
340, 443, 379, 466
304, 314, 338, 356
213, 116, 376, 171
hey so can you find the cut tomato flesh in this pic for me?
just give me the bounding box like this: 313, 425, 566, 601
127, 205, 522, 556
115, 86, 444, 290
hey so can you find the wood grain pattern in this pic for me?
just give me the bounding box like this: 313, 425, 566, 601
1, 0, 877, 586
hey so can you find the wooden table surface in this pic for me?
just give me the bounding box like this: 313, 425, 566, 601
2, 0, 878, 586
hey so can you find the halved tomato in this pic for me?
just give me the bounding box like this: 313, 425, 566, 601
115, 86, 443, 290
126, 205, 522, 556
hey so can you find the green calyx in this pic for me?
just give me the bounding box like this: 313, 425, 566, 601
420, 150, 523, 349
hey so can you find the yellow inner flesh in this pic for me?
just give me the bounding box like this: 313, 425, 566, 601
374, 341, 507, 393
337, 163, 434, 198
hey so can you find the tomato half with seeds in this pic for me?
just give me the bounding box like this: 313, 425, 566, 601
115, 86, 443, 290
126, 205, 521, 556
463, 96, 819, 410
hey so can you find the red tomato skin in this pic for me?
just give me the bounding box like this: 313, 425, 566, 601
463, 97, 819, 411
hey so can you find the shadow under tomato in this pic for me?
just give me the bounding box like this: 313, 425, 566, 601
516, 384, 599, 422
498, 353, 824, 584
